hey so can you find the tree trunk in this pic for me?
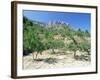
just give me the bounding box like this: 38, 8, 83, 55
52, 48, 55, 54
87, 50, 90, 55
73, 51, 76, 58
35, 52, 38, 59
32, 53, 35, 60
40, 51, 42, 55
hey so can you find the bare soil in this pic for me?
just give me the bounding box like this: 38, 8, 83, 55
23, 49, 90, 69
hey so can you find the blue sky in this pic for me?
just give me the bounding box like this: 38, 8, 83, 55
23, 10, 91, 31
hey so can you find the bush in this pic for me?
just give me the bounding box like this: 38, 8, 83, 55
78, 42, 91, 55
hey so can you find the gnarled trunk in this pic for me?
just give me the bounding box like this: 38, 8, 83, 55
73, 51, 77, 58
52, 48, 55, 54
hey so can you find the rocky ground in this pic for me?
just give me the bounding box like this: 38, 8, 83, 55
23, 49, 91, 70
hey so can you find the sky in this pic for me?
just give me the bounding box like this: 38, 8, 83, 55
23, 10, 91, 31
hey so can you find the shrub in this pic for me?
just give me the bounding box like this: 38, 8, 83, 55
78, 42, 91, 55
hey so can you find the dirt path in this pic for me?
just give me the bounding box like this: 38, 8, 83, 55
23, 50, 91, 69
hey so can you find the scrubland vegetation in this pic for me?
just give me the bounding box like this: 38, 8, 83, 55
23, 16, 91, 69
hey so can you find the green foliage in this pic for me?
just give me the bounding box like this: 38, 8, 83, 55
76, 28, 84, 37
84, 30, 90, 37
23, 16, 45, 56
75, 29, 90, 37
66, 42, 78, 58
23, 16, 91, 59
78, 41, 91, 54
44, 39, 64, 53
66, 42, 78, 52
23, 16, 33, 27
60, 28, 74, 38
44, 30, 53, 40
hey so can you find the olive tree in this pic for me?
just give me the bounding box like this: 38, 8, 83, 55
78, 42, 91, 55
66, 42, 78, 58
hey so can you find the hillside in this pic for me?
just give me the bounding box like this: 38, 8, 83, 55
23, 16, 91, 69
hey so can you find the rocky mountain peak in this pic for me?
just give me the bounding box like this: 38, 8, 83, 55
46, 21, 70, 29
